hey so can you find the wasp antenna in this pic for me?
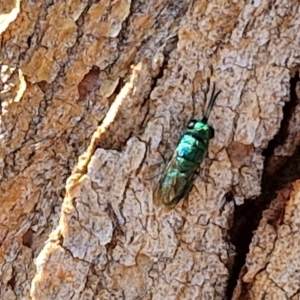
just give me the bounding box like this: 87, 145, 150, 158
211, 82, 216, 103
203, 83, 221, 122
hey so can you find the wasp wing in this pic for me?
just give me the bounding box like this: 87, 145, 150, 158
154, 150, 196, 206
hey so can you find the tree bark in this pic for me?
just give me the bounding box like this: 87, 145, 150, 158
1, 0, 300, 299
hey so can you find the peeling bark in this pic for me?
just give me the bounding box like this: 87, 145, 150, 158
1, 0, 300, 299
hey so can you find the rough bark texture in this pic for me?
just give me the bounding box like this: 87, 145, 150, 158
231, 79, 300, 299
1, 0, 300, 299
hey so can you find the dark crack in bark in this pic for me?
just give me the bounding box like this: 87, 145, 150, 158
227, 70, 300, 299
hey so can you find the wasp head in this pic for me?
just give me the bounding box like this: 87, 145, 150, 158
187, 119, 214, 139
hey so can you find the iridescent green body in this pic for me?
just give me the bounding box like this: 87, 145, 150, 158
154, 82, 220, 206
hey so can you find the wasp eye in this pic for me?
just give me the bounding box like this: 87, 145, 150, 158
187, 120, 196, 129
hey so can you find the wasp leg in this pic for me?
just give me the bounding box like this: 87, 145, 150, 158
194, 167, 200, 176
144, 161, 166, 181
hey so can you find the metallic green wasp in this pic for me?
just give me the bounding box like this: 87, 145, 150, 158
154, 80, 221, 206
